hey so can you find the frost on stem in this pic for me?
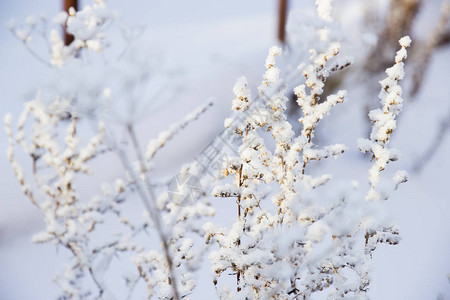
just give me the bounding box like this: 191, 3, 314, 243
8, 1, 116, 68
5, 1, 215, 299
51, 2, 116, 67
359, 36, 411, 202
6, 1, 412, 298
206, 2, 389, 297
207, 6, 410, 300
146, 100, 213, 162
316, 0, 334, 22
232, 77, 252, 111
355, 36, 411, 295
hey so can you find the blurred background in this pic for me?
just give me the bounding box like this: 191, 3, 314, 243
0, 0, 449, 299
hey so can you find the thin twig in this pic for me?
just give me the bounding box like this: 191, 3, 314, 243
126, 124, 181, 300
236, 163, 243, 292
23, 42, 53, 68
412, 106, 450, 173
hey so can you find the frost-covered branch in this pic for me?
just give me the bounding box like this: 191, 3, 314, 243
207, 3, 411, 299
5, 1, 214, 299
358, 36, 411, 201
146, 101, 213, 162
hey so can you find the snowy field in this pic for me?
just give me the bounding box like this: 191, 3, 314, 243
0, 0, 449, 299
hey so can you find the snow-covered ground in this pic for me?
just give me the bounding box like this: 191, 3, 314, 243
0, 1, 449, 299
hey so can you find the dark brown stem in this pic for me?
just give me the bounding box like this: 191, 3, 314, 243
63, 0, 78, 45
277, 0, 288, 44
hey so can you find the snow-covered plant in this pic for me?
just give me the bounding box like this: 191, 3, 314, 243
206, 1, 410, 298
5, 1, 214, 299
6, 0, 415, 299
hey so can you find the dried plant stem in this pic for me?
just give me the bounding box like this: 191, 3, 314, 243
236, 163, 243, 292
63, 0, 78, 45
364, 0, 421, 73
412, 106, 450, 173
112, 124, 180, 300
127, 124, 180, 300
411, 0, 450, 96
23, 42, 53, 68
277, 0, 288, 44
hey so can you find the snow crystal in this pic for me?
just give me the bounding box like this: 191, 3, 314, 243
264, 67, 281, 84
393, 170, 408, 187
224, 118, 233, 128
306, 220, 329, 242
315, 0, 334, 22
265, 46, 281, 69
386, 63, 405, 80
399, 36, 412, 48
232, 76, 249, 98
